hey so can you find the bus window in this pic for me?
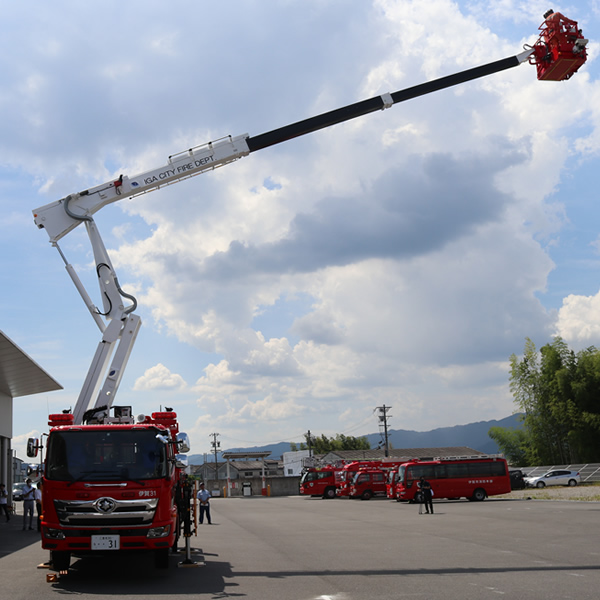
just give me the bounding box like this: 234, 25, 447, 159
446, 463, 469, 479
433, 464, 448, 479
409, 465, 436, 480
468, 461, 507, 477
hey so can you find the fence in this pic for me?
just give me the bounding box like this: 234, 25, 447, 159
518, 463, 600, 483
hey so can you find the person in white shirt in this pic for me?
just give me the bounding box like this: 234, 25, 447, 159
34, 482, 43, 531
196, 482, 212, 525
22, 478, 35, 530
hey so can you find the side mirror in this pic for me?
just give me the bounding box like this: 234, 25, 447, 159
176, 432, 190, 454
175, 454, 189, 469
27, 438, 39, 458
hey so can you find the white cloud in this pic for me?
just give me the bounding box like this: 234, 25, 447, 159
133, 363, 186, 391
556, 290, 600, 344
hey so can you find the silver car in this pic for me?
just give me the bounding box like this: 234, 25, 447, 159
525, 470, 580, 488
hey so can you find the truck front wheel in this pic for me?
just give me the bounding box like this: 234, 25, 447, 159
50, 550, 70, 572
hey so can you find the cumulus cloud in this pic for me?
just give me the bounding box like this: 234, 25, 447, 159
133, 363, 186, 391
556, 290, 600, 345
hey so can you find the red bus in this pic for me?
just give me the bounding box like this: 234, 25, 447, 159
394, 456, 510, 502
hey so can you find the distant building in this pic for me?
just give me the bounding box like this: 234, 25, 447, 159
283, 450, 310, 476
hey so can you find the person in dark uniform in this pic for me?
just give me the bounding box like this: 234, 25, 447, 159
418, 476, 434, 514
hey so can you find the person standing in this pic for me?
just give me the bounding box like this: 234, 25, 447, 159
34, 481, 43, 531
196, 482, 212, 525
22, 478, 35, 530
418, 476, 434, 514
0, 483, 10, 522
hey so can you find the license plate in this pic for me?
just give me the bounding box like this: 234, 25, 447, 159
91, 535, 120, 550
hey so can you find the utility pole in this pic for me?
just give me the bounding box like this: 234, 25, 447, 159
209, 432, 220, 480
376, 405, 391, 457
307, 430, 313, 458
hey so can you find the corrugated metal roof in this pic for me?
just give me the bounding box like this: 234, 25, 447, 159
222, 451, 271, 459
319, 447, 485, 462
0, 329, 62, 398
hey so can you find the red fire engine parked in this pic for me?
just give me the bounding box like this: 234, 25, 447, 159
335, 461, 380, 497
299, 465, 341, 499
348, 461, 406, 500
348, 468, 389, 500
29, 408, 191, 572
394, 456, 511, 503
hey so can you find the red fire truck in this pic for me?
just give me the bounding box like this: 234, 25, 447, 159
28, 9, 584, 574
335, 461, 379, 497
348, 467, 389, 500
393, 456, 511, 503
28, 409, 191, 572
299, 464, 342, 499
348, 461, 406, 500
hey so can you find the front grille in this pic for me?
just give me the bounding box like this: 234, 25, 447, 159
54, 497, 158, 527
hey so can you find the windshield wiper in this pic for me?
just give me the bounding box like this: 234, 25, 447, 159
67, 470, 147, 487
66, 470, 104, 487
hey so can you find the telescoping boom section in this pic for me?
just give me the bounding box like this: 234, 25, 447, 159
32, 12, 587, 424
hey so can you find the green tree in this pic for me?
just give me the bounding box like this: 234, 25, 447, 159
300, 433, 371, 454
508, 337, 600, 465
488, 423, 530, 466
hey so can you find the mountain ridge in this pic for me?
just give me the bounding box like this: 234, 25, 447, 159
188, 414, 522, 464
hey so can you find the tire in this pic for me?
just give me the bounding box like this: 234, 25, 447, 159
361, 490, 373, 500
471, 488, 486, 502
154, 548, 170, 569
536, 481, 546, 488
50, 550, 70, 572
568, 479, 578, 487
323, 487, 336, 499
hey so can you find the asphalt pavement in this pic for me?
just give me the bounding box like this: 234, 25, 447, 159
2, 495, 600, 600
0, 502, 43, 557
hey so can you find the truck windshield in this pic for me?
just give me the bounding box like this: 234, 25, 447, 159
398, 466, 406, 483
45, 429, 168, 482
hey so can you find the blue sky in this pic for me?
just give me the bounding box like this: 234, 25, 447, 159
2, 1, 599, 460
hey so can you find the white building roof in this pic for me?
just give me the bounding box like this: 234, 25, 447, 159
0, 329, 62, 398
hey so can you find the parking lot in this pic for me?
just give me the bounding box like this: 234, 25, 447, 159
1, 495, 599, 600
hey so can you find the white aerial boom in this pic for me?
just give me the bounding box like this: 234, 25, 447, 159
32, 15, 587, 424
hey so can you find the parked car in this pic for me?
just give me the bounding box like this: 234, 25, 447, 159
509, 469, 527, 490
524, 470, 580, 488
12, 482, 28, 500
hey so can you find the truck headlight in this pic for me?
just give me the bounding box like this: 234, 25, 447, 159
147, 525, 171, 538
44, 528, 66, 540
